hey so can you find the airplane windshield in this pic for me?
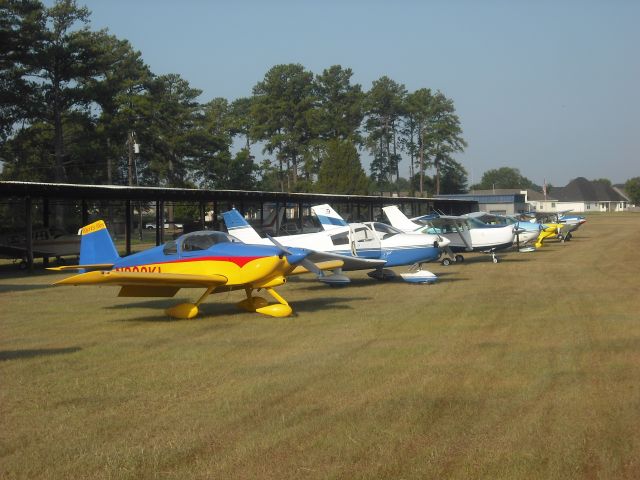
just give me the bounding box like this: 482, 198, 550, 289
466, 217, 489, 229
369, 222, 402, 239
180, 231, 242, 252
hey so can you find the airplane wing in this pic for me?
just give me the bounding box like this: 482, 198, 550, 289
289, 259, 344, 275
0, 244, 29, 258
422, 216, 473, 251
0, 244, 72, 259
54, 270, 228, 288
304, 250, 387, 271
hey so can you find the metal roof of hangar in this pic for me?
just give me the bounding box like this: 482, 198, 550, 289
0, 181, 477, 213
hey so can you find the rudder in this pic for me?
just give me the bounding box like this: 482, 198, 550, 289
79, 220, 120, 265
310, 204, 348, 231
222, 209, 264, 243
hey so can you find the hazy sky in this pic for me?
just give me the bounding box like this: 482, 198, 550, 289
62, 0, 639, 186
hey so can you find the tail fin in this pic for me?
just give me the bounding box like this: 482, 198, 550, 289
79, 220, 120, 265
310, 204, 348, 231
222, 209, 264, 243
382, 206, 421, 232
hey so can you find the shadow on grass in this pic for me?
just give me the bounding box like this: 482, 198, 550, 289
105, 298, 237, 323
0, 283, 50, 293
108, 295, 367, 322
290, 295, 368, 313
0, 346, 81, 361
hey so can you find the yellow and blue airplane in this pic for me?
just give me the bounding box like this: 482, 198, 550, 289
48, 220, 346, 319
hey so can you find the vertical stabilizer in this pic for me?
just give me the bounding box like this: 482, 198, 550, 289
382, 206, 422, 232
311, 204, 348, 231
79, 220, 120, 265
222, 209, 264, 243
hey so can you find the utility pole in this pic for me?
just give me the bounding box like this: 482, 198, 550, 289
128, 131, 134, 187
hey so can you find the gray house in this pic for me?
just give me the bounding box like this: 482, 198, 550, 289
436, 178, 629, 214
548, 177, 628, 212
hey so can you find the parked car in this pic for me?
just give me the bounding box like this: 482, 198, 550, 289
144, 222, 183, 230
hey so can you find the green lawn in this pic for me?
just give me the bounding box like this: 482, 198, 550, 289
1, 213, 639, 479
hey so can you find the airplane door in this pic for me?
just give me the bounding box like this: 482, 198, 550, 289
349, 225, 381, 259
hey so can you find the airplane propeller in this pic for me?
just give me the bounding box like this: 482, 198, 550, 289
266, 234, 350, 285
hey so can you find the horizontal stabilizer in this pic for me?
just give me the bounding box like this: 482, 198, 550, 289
46, 263, 114, 272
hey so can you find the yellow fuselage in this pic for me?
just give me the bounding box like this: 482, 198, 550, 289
534, 223, 562, 248
114, 256, 294, 288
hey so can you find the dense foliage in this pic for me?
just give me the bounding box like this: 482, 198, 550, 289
1, 0, 468, 195
624, 177, 640, 205
470, 167, 538, 191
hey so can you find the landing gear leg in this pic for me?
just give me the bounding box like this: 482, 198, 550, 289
237, 287, 268, 312
491, 252, 499, 264
255, 288, 292, 317
165, 285, 215, 319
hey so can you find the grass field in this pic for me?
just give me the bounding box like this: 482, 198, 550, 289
1, 213, 639, 479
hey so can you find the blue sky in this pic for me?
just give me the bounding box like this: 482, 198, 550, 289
62, 0, 639, 186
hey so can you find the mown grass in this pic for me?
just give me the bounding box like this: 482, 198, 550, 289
1, 213, 639, 479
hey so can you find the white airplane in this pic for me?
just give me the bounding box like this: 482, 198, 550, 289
463, 212, 540, 250
224, 206, 449, 283
382, 205, 519, 264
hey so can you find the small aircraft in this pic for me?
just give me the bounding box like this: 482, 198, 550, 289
0, 227, 80, 268
48, 220, 346, 319
519, 210, 585, 245
382, 205, 519, 264
541, 211, 586, 240
463, 212, 540, 251
224, 206, 448, 282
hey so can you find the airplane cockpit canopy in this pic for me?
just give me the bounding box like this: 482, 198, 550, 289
162, 231, 242, 255
180, 231, 242, 252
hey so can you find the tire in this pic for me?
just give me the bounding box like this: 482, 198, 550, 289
455, 254, 464, 263
442, 258, 452, 266
492, 257, 499, 264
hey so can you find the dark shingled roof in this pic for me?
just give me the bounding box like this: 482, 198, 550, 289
553, 177, 627, 202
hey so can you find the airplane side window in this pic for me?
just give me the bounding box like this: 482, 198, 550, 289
331, 232, 349, 245
163, 241, 177, 255
354, 227, 370, 242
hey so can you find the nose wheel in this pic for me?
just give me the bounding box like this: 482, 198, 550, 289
442, 254, 464, 266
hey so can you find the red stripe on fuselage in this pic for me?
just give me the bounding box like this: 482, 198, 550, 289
119, 255, 267, 269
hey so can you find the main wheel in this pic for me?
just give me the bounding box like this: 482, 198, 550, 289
442, 258, 452, 266
455, 254, 464, 263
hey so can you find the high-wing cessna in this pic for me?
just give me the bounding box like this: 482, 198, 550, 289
224, 206, 448, 282
49, 220, 346, 319
463, 212, 540, 251
382, 205, 520, 264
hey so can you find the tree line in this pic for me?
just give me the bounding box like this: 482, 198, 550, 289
0, 0, 469, 196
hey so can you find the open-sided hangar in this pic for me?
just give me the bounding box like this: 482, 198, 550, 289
0, 181, 477, 271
